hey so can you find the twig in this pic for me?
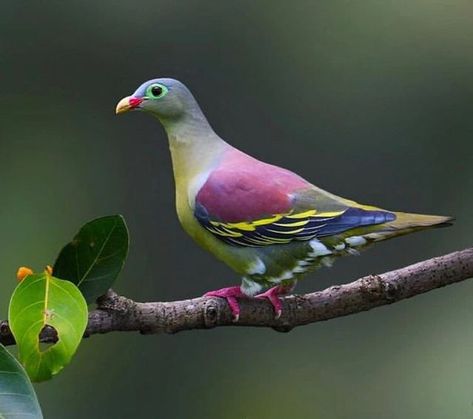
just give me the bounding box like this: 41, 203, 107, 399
0, 248, 472, 345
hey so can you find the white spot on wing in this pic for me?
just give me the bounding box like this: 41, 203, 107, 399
293, 260, 309, 273
345, 236, 367, 247
347, 248, 360, 256
268, 270, 294, 284
365, 232, 386, 241
298, 260, 312, 266
334, 243, 346, 251
309, 239, 332, 257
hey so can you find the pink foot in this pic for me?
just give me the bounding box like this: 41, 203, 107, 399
203, 286, 244, 322
255, 286, 285, 319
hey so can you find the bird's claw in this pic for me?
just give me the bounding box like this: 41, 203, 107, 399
255, 286, 284, 319
203, 286, 244, 322
204, 285, 288, 321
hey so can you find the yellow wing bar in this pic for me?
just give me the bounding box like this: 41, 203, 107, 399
205, 209, 346, 246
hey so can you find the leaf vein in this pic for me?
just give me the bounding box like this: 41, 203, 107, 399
76, 220, 119, 287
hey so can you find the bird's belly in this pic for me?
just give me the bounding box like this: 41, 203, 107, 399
246, 241, 329, 281
175, 192, 253, 275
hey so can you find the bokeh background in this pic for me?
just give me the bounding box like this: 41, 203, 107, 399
1, 1, 473, 418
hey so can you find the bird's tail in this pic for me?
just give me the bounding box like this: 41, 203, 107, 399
364, 211, 454, 242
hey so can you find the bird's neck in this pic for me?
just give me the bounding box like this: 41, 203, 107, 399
161, 113, 229, 186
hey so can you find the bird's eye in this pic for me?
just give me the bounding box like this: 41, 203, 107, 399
146, 83, 168, 99
151, 86, 162, 96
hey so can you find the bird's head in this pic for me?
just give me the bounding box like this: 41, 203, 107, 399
115, 78, 197, 121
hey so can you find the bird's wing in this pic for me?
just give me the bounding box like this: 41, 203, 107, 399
194, 156, 395, 247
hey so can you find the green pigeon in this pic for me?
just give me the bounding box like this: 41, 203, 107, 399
116, 78, 452, 320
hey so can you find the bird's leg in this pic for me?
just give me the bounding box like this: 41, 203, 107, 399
255, 280, 297, 319
203, 286, 245, 322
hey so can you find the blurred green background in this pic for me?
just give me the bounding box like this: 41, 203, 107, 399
1, 1, 472, 418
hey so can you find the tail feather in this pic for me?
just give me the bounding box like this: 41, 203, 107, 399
390, 212, 454, 229
364, 211, 454, 242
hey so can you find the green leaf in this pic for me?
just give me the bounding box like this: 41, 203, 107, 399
0, 344, 43, 418
8, 273, 88, 382
53, 215, 129, 303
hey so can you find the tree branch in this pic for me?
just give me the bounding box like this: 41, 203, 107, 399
1, 247, 472, 344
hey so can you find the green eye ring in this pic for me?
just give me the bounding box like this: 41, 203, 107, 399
145, 83, 168, 99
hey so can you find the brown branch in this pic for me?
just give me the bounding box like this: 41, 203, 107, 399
1, 247, 472, 345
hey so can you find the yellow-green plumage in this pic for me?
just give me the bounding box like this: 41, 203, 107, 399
116, 77, 453, 317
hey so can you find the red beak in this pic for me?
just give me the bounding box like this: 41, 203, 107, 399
115, 96, 144, 114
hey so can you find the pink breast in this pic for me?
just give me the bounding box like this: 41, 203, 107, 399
196, 149, 310, 222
